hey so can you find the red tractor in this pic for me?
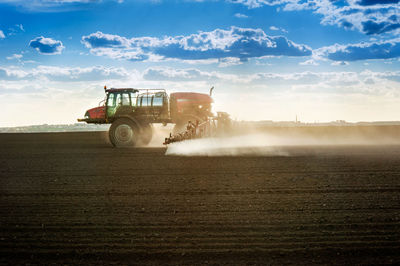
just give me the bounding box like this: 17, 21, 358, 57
78, 86, 214, 147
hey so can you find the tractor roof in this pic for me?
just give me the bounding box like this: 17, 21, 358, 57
105, 88, 166, 94
106, 88, 139, 93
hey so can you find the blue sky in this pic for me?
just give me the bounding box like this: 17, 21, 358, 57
0, 0, 399, 126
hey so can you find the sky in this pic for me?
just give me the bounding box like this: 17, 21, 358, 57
0, 0, 399, 126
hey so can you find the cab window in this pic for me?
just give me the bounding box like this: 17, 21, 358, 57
153, 95, 164, 106
107, 93, 115, 107
121, 93, 130, 106
130, 92, 137, 106
141, 96, 151, 107
115, 94, 122, 106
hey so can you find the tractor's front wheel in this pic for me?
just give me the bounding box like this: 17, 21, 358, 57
109, 118, 139, 147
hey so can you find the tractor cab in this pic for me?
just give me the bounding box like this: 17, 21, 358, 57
105, 88, 169, 122
78, 87, 169, 124
105, 88, 139, 120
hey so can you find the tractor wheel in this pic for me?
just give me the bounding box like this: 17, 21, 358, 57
138, 123, 153, 146
109, 118, 139, 147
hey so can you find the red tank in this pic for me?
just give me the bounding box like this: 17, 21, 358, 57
169, 92, 213, 122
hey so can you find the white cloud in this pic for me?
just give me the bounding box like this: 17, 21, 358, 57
234, 13, 249, 18
81, 31, 132, 49
360, 69, 400, 83
37, 65, 133, 81
0, 65, 132, 82
2, 65, 398, 99
299, 59, 319, 66
269, 25, 288, 33
2, 65, 400, 126
6, 54, 23, 60
218, 57, 243, 67
0, 0, 108, 12
229, 0, 400, 35
141, 66, 400, 97
227, 0, 287, 9
138, 66, 400, 123
29, 36, 65, 55
82, 27, 312, 62
316, 38, 400, 62
331, 61, 349, 66
0, 30, 5, 39
142, 66, 244, 83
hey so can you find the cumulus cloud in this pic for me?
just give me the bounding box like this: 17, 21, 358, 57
317, 38, 400, 61
361, 20, 400, 35
29, 36, 65, 55
81, 27, 311, 62
229, 0, 400, 35
2, 64, 400, 101
142, 66, 400, 97
0, 30, 5, 39
357, 0, 399, 6
81, 31, 131, 48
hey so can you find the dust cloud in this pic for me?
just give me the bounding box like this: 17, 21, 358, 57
165, 126, 400, 156
146, 123, 174, 147
165, 134, 291, 156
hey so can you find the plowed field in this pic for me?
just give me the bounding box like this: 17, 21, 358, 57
1, 132, 399, 264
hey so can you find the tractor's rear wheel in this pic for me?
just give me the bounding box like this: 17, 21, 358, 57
109, 118, 139, 147
138, 123, 153, 146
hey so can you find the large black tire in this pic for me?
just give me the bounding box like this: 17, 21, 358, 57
109, 118, 139, 147
138, 123, 153, 146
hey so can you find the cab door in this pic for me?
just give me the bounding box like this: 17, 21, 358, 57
106, 93, 117, 119
106, 92, 136, 120
115, 92, 134, 116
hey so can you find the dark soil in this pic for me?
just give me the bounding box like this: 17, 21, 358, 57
0, 132, 399, 265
